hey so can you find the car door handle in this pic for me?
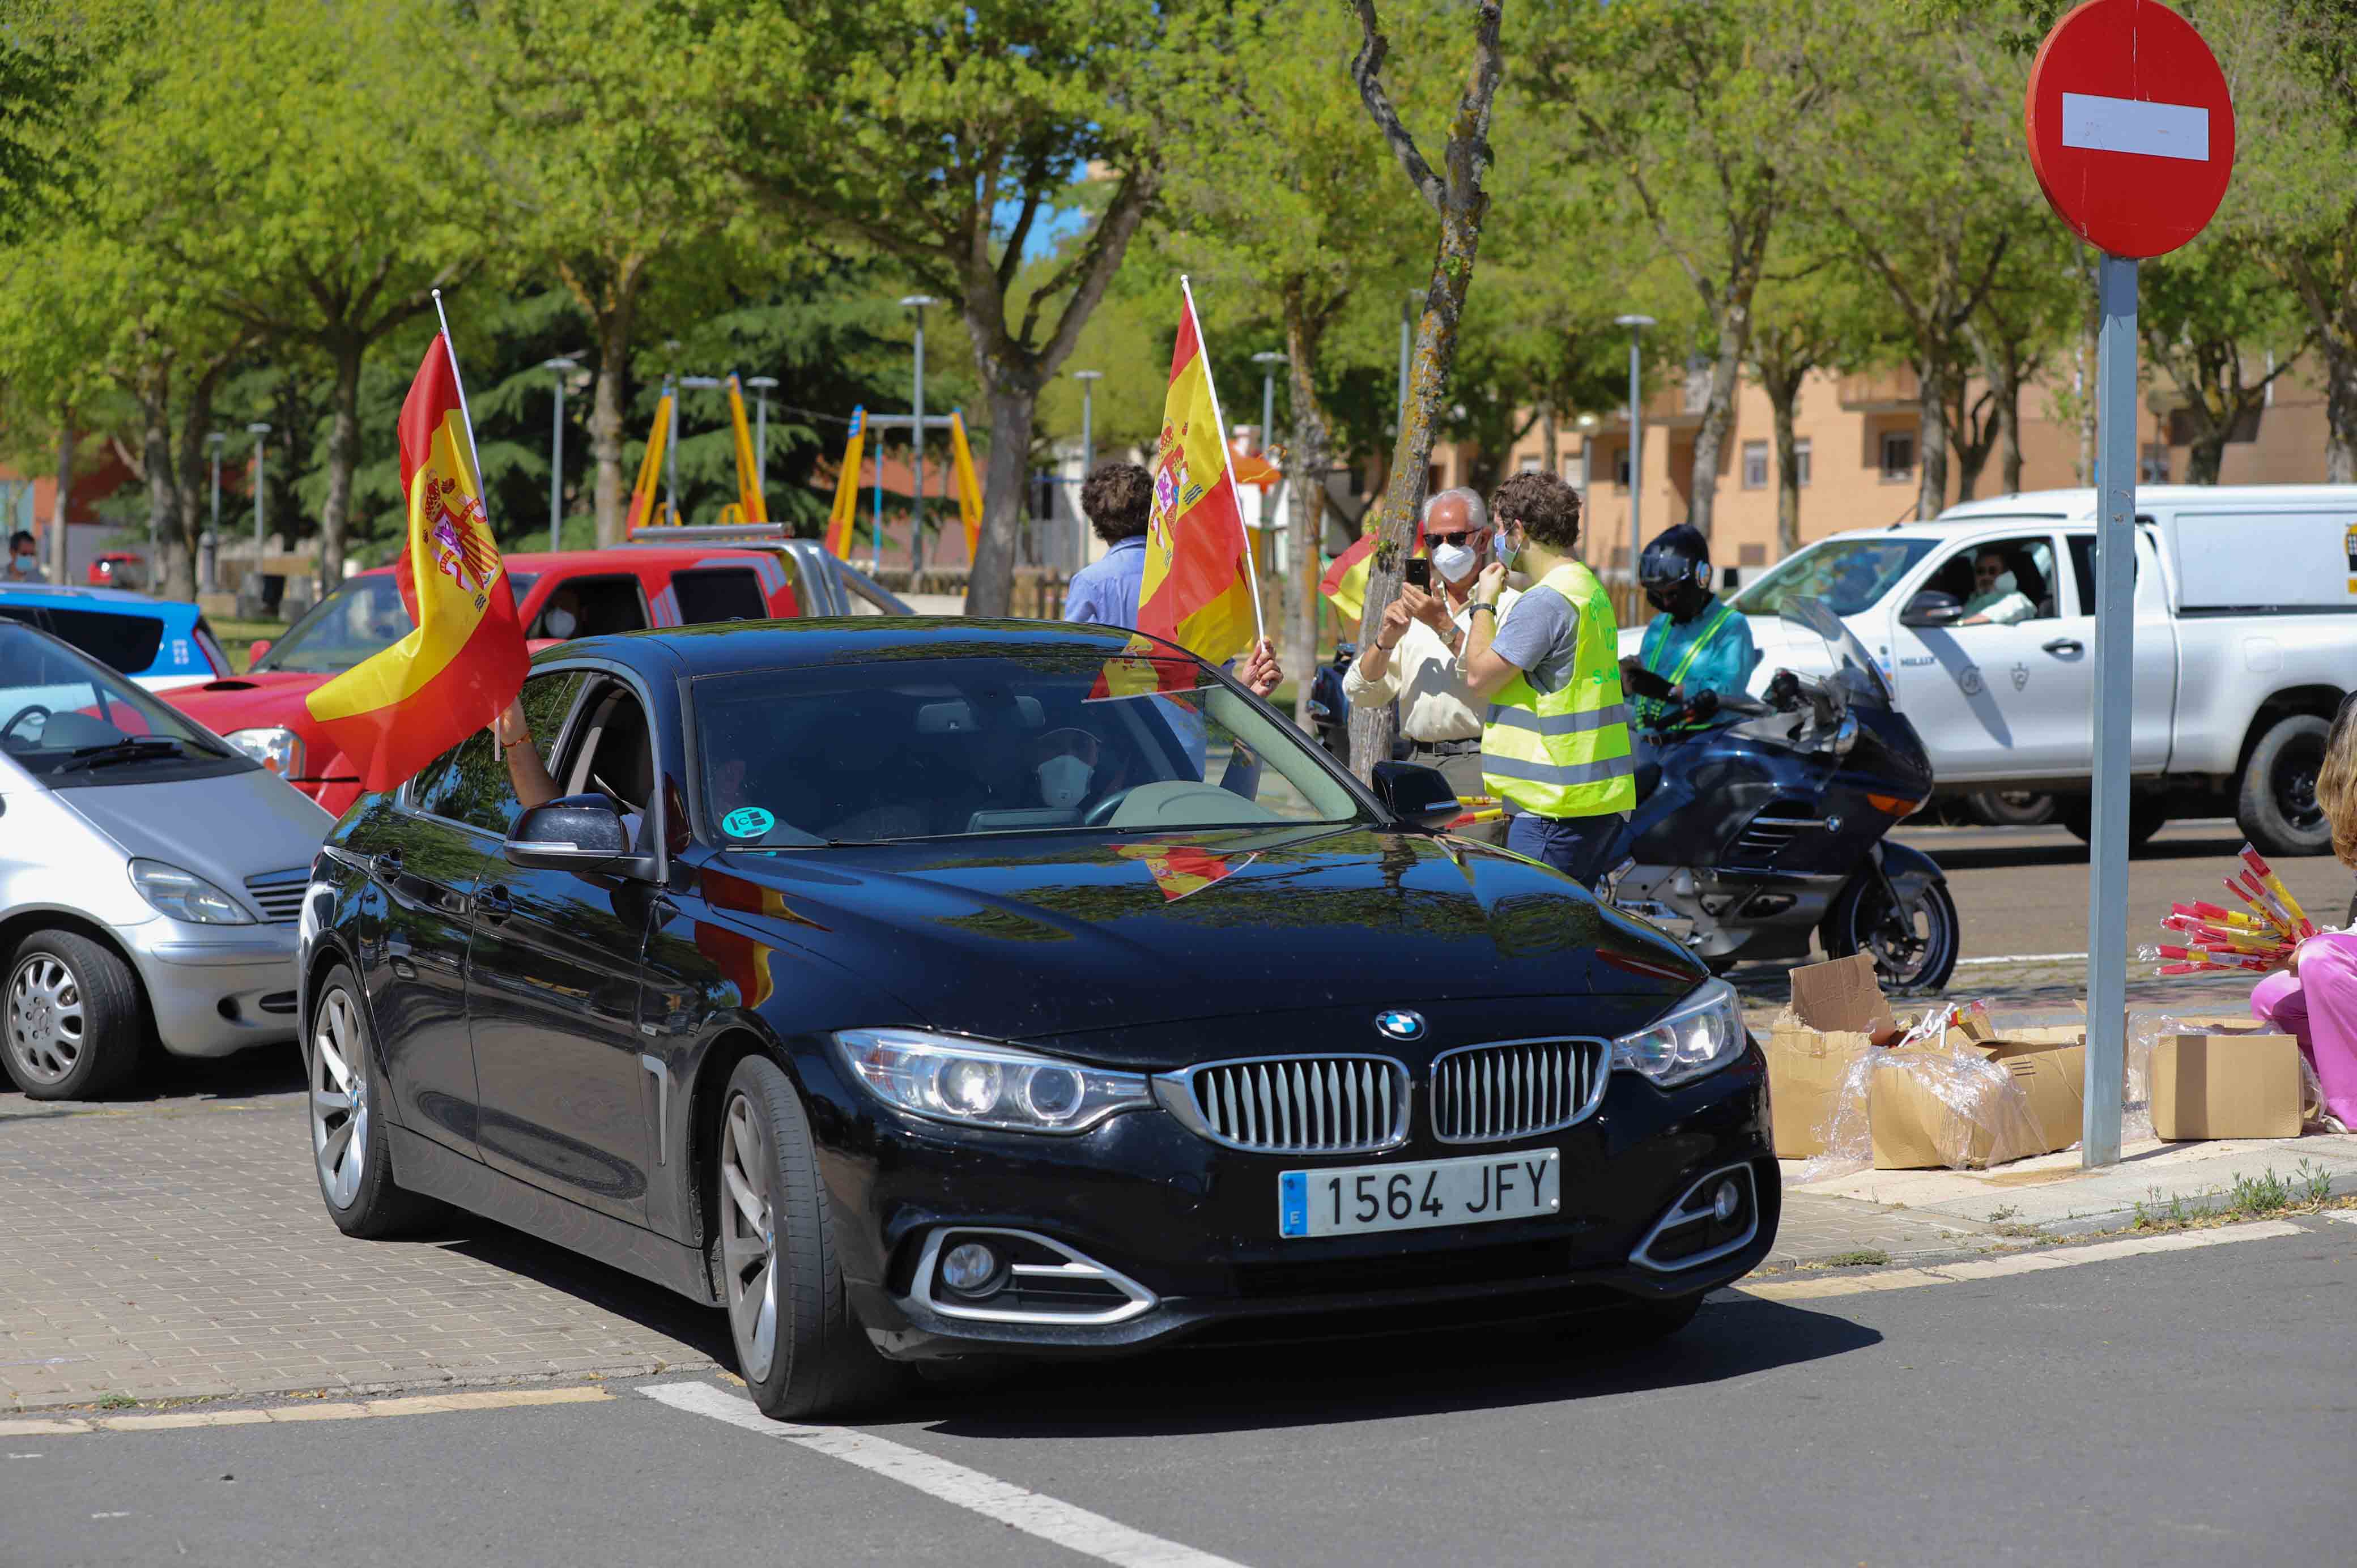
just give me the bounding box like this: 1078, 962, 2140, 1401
475, 884, 514, 923
370, 849, 402, 880
2042, 638, 2084, 655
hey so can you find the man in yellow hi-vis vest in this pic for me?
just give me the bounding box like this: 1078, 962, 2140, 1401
1456, 470, 1636, 888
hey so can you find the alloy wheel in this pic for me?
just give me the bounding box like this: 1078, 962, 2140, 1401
719, 1093, 781, 1384
310, 988, 368, 1208
6, 955, 84, 1088
2275, 736, 2325, 834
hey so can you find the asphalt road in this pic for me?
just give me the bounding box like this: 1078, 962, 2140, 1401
11, 1216, 2352, 1568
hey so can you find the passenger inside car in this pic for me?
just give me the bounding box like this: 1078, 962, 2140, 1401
492, 684, 654, 845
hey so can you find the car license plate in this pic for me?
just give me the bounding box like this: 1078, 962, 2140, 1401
1278, 1150, 1560, 1239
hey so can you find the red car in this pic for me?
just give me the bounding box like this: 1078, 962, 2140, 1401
161, 544, 807, 817
87, 551, 147, 590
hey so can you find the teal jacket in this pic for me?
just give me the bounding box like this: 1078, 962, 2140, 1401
1635, 596, 1760, 731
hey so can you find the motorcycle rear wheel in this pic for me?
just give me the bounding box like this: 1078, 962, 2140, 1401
1824, 874, 1960, 994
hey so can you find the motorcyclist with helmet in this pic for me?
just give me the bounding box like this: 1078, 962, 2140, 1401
1620, 524, 1760, 799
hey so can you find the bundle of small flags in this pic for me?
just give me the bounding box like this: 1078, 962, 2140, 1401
2143, 845, 2318, 977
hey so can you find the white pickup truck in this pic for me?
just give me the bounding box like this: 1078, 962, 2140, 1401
1626, 485, 2357, 855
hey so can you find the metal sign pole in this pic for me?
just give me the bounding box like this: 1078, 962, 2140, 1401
2083, 252, 2138, 1168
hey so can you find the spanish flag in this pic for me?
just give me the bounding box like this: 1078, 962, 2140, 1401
1138, 281, 1261, 665
305, 334, 527, 794
1320, 510, 1424, 632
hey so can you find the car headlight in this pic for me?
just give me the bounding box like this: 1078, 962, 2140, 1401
128, 858, 254, 924
1611, 977, 1747, 1088
832, 1028, 1152, 1135
226, 726, 305, 778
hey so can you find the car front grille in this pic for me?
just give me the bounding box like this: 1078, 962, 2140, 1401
242, 870, 310, 925
1178, 1056, 1406, 1154
1428, 1039, 1609, 1144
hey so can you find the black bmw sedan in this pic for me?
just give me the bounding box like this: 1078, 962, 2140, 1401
298, 619, 1776, 1418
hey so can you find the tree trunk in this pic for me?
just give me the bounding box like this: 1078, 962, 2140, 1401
1284, 296, 1334, 731
2185, 421, 2228, 485
135, 361, 178, 589
1539, 403, 1558, 483
1768, 373, 1803, 559
1914, 358, 1948, 521
2324, 342, 2357, 484
968, 381, 1039, 615
320, 338, 364, 591
48, 411, 72, 583
1683, 302, 1751, 541
1997, 373, 2024, 495
592, 303, 633, 546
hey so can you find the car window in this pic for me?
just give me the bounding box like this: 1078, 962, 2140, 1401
1730, 537, 1937, 618
257, 574, 412, 673
2066, 530, 2151, 612
533, 575, 647, 639
0, 621, 244, 783
671, 568, 769, 625
6, 604, 167, 674
408, 670, 586, 833
1921, 535, 2060, 624
694, 650, 1365, 846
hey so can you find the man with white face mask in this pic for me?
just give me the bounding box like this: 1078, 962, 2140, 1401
1342, 487, 1511, 843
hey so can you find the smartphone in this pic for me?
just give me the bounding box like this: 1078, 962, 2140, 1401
1403, 558, 1432, 590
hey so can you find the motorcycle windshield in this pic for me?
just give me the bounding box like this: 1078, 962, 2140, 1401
1782, 596, 1892, 707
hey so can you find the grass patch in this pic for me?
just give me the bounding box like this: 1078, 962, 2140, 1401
211, 618, 288, 673
2131, 1161, 2346, 1233
1816, 1249, 1891, 1268
93, 1392, 136, 1410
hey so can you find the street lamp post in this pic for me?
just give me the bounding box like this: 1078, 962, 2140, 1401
543, 357, 578, 552
1071, 369, 1102, 572
245, 423, 271, 614
900, 296, 938, 576
1613, 314, 1655, 586
1397, 289, 1420, 428
1250, 350, 1287, 573
746, 375, 778, 485
204, 432, 224, 594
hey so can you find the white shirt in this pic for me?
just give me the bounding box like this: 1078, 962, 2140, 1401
1343, 589, 1518, 743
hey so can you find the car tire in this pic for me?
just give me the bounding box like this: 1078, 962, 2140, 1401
1965, 789, 2056, 828
2236, 713, 2334, 858
713, 1055, 904, 1421
308, 965, 446, 1239
2056, 792, 2168, 851
4, 929, 143, 1101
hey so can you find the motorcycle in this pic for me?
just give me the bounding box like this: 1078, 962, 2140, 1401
1603, 596, 1960, 992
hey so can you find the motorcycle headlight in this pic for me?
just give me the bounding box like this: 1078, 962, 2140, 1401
226, 726, 305, 778
831, 1029, 1152, 1135
1612, 977, 1747, 1088
129, 858, 254, 924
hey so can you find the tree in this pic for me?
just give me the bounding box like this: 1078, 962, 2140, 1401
1345, 0, 1508, 779
1744, 235, 1888, 556
1525, 0, 1833, 543
701, 0, 1223, 615
468, 1, 742, 546
125, 0, 484, 587
2140, 236, 2312, 484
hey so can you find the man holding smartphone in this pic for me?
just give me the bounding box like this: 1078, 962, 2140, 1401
1343, 487, 1509, 842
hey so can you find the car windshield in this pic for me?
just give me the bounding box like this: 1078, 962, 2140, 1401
258, 571, 539, 674
696, 649, 1369, 845
0, 621, 240, 780
1731, 537, 1937, 619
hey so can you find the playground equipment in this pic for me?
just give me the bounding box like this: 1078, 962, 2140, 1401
823, 407, 984, 568
624, 373, 775, 530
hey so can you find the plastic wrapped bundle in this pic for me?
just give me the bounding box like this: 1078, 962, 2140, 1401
1797, 1028, 2054, 1180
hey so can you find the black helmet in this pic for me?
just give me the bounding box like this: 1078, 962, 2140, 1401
1639, 524, 1712, 618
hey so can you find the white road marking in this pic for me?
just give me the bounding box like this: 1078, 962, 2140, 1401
642, 1380, 1249, 1568
1953, 952, 2087, 969
2325, 1210, 2357, 1226
2061, 92, 2210, 161
1737, 1217, 2304, 1301
91, 1512, 130, 1519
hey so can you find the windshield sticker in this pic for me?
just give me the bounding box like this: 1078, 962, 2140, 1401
721, 806, 776, 839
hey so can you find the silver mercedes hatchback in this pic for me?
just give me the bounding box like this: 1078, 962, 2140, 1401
1, 620, 331, 1098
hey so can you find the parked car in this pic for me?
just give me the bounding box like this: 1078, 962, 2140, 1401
1631, 485, 2357, 854
0, 584, 233, 692
87, 552, 146, 590
299, 618, 1775, 1418
159, 543, 832, 816
1, 621, 332, 1099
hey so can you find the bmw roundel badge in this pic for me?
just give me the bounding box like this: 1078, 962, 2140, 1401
1375, 1009, 1426, 1042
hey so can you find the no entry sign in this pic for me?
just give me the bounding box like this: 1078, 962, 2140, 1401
2025, 0, 2236, 258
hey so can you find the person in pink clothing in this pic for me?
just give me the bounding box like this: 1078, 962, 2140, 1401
2249, 697, 2357, 1131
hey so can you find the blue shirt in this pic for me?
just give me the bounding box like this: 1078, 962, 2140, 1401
1063, 536, 1147, 627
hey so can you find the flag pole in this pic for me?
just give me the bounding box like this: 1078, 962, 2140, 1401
1180, 275, 1269, 649
430, 290, 489, 500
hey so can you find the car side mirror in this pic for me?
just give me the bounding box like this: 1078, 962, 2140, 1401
1371, 761, 1461, 833
503, 793, 658, 880
1900, 590, 1965, 628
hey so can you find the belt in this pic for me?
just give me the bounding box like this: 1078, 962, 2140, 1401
1409, 738, 1483, 757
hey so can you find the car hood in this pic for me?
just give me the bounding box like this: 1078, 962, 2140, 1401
62, 769, 333, 892
697, 825, 1705, 1049
161, 670, 332, 732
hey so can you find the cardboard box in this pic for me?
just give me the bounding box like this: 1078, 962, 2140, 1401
1765, 954, 1892, 1160
2151, 1033, 2303, 1140
1869, 1030, 2087, 1170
